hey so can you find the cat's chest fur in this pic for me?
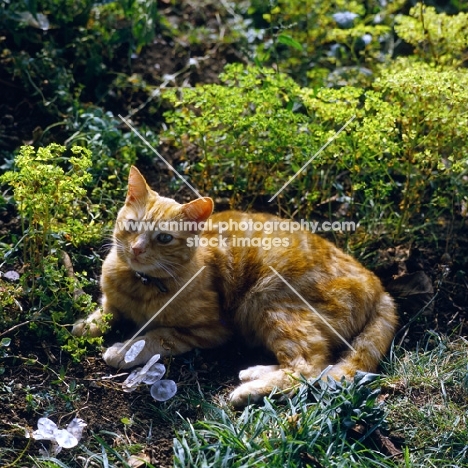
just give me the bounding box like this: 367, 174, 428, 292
101, 247, 222, 328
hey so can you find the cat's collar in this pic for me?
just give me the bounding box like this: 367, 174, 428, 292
135, 271, 168, 293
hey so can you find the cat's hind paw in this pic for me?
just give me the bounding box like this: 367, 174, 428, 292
239, 365, 280, 382
229, 380, 268, 407
230, 368, 298, 407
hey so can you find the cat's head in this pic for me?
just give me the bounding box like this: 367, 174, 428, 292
113, 166, 213, 277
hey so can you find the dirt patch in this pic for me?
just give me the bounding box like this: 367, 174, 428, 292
0, 333, 273, 466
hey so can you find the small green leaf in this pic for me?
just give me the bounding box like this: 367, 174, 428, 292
277, 34, 303, 51
1, 337, 11, 347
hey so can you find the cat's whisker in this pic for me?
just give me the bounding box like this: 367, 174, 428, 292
101, 241, 116, 250
111, 239, 127, 255
155, 260, 181, 287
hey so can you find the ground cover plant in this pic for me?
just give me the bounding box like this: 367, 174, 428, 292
1, 0, 468, 466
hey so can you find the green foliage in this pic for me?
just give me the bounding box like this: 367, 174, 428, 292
119, 0, 160, 53
174, 372, 394, 467
163, 62, 468, 242
1, 0, 159, 112
0, 144, 103, 358
243, 0, 405, 86
395, 4, 468, 66
62, 105, 158, 211
373, 59, 468, 233
1, 144, 100, 258
163, 64, 313, 206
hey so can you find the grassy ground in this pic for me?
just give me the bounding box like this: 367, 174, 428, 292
1, 334, 467, 466
171, 335, 468, 468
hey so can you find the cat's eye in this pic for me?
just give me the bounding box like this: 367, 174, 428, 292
124, 219, 138, 233
156, 233, 173, 244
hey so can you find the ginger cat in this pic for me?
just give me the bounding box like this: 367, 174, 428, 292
73, 166, 397, 406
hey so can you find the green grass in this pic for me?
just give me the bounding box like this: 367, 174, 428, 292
171, 335, 468, 468
383, 334, 468, 466
174, 372, 396, 468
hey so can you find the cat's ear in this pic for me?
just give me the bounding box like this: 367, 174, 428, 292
126, 166, 150, 204
181, 197, 214, 224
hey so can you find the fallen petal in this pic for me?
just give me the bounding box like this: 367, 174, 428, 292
33, 418, 58, 440
66, 418, 87, 441
124, 340, 146, 363
3, 270, 20, 282
150, 380, 177, 401
142, 363, 166, 384
122, 367, 144, 392
54, 428, 79, 448
140, 354, 161, 373
122, 354, 162, 392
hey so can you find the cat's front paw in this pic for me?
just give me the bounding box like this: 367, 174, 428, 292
102, 340, 151, 369
103, 342, 133, 369
72, 317, 103, 338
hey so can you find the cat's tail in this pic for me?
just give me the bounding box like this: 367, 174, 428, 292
328, 292, 398, 380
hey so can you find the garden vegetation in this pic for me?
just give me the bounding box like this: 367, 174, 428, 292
1, 0, 467, 466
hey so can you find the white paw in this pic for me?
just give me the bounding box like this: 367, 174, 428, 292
103, 339, 153, 369
239, 365, 280, 382
72, 317, 103, 338
229, 380, 269, 407
102, 342, 128, 368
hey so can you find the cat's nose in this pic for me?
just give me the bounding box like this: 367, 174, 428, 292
132, 246, 145, 257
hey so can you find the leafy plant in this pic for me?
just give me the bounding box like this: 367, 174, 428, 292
242, 0, 405, 86
174, 372, 393, 467
1, 144, 100, 263
163, 62, 468, 243
62, 105, 158, 213
0, 144, 104, 358
1, 0, 159, 115
395, 3, 468, 66
163, 64, 316, 208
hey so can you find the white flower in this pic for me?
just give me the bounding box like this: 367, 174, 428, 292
26, 417, 87, 455
122, 353, 177, 401
332, 11, 359, 28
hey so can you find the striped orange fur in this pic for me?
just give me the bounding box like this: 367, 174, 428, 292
73, 166, 398, 406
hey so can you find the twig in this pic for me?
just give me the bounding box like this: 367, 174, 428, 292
0, 320, 32, 338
